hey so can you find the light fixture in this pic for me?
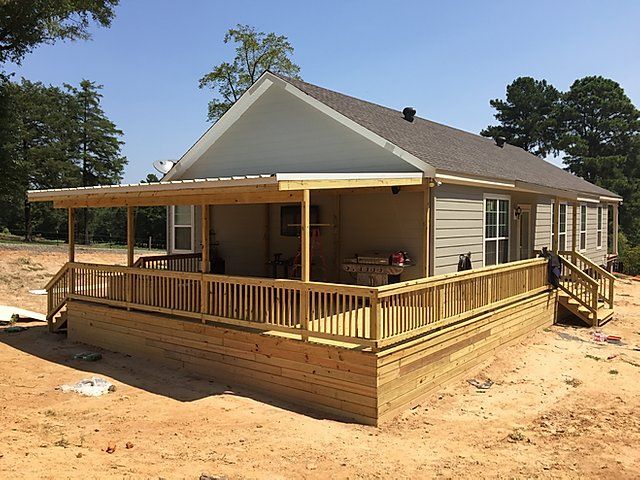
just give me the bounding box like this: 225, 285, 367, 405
514, 206, 522, 219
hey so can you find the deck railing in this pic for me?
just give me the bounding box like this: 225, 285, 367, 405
47, 258, 550, 349
375, 258, 549, 346
133, 252, 202, 272
559, 250, 614, 308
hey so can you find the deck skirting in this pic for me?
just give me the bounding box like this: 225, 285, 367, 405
67, 290, 557, 425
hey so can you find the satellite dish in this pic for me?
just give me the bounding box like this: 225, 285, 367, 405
152, 159, 175, 174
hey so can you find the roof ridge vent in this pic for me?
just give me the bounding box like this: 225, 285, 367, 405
495, 136, 506, 148
402, 107, 416, 122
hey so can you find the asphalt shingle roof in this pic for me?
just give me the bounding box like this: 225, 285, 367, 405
278, 74, 620, 199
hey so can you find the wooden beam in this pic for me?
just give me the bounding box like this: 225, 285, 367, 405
277, 177, 423, 191
423, 184, 431, 277
264, 205, 270, 277
552, 198, 560, 252
201, 205, 210, 273
52, 190, 303, 209
67, 208, 75, 263
613, 203, 619, 255
301, 189, 310, 282
127, 206, 135, 267
572, 202, 578, 252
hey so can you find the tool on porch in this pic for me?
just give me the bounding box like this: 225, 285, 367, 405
342, 251, 414, 286
289, 225, 329, 281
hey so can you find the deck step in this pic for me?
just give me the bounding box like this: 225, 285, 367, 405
51, 310, 68, 332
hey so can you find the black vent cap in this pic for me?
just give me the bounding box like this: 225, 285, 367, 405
402, 107, 416, 122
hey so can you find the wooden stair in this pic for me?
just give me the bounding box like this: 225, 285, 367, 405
557, 289, 614, 326
50, 310, 68, 333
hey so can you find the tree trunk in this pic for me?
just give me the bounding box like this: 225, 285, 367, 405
23, 199, 32, 242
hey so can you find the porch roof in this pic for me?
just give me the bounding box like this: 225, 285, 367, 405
27, 172, 425, 208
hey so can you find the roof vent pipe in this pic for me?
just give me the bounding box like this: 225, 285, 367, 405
402, 107, 416, 122
495, 136, 506, 148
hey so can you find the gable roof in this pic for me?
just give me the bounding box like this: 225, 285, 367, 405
276, 74, 620, 199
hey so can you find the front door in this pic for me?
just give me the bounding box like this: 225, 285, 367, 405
518, 206, 532, 260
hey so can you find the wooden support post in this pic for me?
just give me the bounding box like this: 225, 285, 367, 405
264, 204, 270, 277
200, 205, 210, 323
68, 208, 75, 296
300, 190, 310, 341
127, 206, 135, 267
423, 183, 431, 277
552, 198, 560, 253
613, 203, 619, 255
370, 293, 381, 352
572, 202, 578, 252
68, 208, 75, 263
201, 205, 210, 273
301, 190, 310, 282
334, 194, 341, 282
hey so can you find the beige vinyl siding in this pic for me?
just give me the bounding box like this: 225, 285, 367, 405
432, 184, 484, 275
580, 203, 608, 266
534, 199, 552, 252
182, 86, 418, 179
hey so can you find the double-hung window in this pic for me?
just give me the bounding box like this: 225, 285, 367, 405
558, 204, 567, 251
172, 205, 194, 252
579, 204, 587, 251
597, 206, 603, 249
484, 196, 510, 266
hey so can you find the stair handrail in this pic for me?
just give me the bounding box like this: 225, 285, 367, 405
559, 250, 615, 308
45, 263, 72, 324
558, 256, 600, 320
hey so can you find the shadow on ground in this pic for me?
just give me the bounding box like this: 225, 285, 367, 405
0, 322, 354, 424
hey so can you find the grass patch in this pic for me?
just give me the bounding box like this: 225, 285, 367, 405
585, 354, 601, 361
608, 369, 619, 375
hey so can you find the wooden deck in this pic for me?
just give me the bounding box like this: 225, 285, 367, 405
46, 253, 615, 423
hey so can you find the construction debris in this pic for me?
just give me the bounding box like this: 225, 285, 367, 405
59, 377, 115, 397
73, 352, 103, 362
467, 379, 494, 390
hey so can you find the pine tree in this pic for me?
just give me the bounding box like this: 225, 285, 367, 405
481, 77, 561, 157
65, 79, 127, 244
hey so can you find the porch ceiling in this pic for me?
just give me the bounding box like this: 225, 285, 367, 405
27, 173, 425, 208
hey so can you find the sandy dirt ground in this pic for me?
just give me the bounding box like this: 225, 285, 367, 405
0, 244, 639, 479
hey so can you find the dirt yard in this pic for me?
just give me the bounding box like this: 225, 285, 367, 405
1, 244, 639, 479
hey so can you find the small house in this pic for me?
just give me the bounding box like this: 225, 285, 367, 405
28, 72, 620, 424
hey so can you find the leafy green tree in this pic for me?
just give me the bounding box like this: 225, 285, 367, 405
199, 24, 301, 122
481, 77, 562, 157
65, 79, 127, 244
0, 79, 77, 239
0, 0, 119, 66
136, 174, 166, 248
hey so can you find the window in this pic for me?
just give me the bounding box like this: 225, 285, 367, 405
172, 205, 193, 252
579, 204, 587, 251
559, 204, 567, 251
484, 196, 510, 266
551, 201, 555, 248
597, 206, 603, 249
551, 201, 567, 251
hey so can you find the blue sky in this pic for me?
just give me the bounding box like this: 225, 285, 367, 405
8, 0, 640, 183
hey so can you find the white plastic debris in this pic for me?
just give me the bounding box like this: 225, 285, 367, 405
60, 377, 115, 397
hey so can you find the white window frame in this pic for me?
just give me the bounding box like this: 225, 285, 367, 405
483, 193, 511, 267
579, 204, 587, 252
171, 205, 195, 253
558, 203, 567, 251
597, 205, 603, 250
